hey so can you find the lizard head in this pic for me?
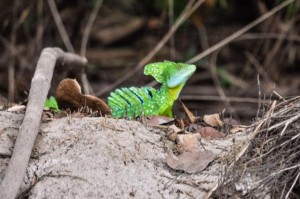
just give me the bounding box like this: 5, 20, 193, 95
144, 60, 196, 88
165, 62, 196, 88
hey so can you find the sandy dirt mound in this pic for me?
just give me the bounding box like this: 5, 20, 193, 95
0, 111, 248, 198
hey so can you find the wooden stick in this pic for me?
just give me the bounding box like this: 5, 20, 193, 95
0, 47, 87, 199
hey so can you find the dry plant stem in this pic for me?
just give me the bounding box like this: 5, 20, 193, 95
204, 100, 277, 199
263, 20, 291, 67
236, 100, 276, 161
198, 26, 209, 50
285, 170, 300, 199
168, 0, 176, 59
187, 0, 296, 64
8, 0, 18, 101
244, 51, 275, 85
267, 112, 300, 132
255, 164, 300, 186
80, 0, 103, 57
237, 33, 300, 42
0, 48, 87, 199
250, 113, 300, 186
35, 0, 44, 52
95, 0, 206, 96
256, 75, 261, 118
8, 48, 16, 102
209, 51, 235, 116
47, 0, 75, 53
181, 95, 270, 104
0, 35, 31, 68
80, 0, 103, 95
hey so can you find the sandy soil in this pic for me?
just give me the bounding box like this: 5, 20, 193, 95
0, 111, 249, 198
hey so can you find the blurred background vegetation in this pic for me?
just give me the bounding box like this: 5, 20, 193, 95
0, 0, 300, 122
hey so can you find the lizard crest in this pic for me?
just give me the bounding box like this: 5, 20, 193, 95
108, 61, 196, 119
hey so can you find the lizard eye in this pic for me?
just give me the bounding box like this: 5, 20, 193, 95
177, 65, 182, 69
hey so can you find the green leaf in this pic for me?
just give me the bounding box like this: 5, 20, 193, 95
45, 96, 60, 112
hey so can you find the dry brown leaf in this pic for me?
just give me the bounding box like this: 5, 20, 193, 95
181, 102, 197, 123
7, 105, 26, 112
167, 124, 182, 141
176, 119, 185, 129
196, 127, 225, 139
229, 125, 246, 133
144, 115, 174, 125
203, 114, 224, 127
168, 124, 182, 134
166, 150, 214, 174
177, 134, 201, 153
168, 132, 177, 142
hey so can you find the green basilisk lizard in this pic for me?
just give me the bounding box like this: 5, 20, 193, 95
108, 61, 196, 119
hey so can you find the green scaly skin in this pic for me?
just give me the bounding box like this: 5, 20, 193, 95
108, 61, 196, 119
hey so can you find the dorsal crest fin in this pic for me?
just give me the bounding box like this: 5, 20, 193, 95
144, 60, 176, 83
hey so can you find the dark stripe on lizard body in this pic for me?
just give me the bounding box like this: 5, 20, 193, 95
129, 88, 144, 104
146, 88, 153, 98
115, 90, 131, 106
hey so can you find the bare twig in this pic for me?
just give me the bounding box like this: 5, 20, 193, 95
8, 0, 19, 101
0, 48, 87, 199
8, 44, 16, 102
256, 75, 261, 118
95, 0, 206, 96
205, 100, 277, 199
244, 51, 274, 85
198, 26, 209, 50
47, 0, 75, 53
168, 0, 176, 59
244, 50, 285, 104
35, 0, 44, 52
187, 0, 296, 64
285, 169, 300, 199
80, 0, 103, 95
180, 95, 270, 103
237, 33, 300, 43
237, 100, 276, 160
209, 51, 236, 116
266, 111, 300, 132
80, 0, 103, 57
0, 35, 31, 68
262, 20, 292, 67
273, 90, 285, 100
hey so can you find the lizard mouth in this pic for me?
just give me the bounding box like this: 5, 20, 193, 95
167, 66, 196, 88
